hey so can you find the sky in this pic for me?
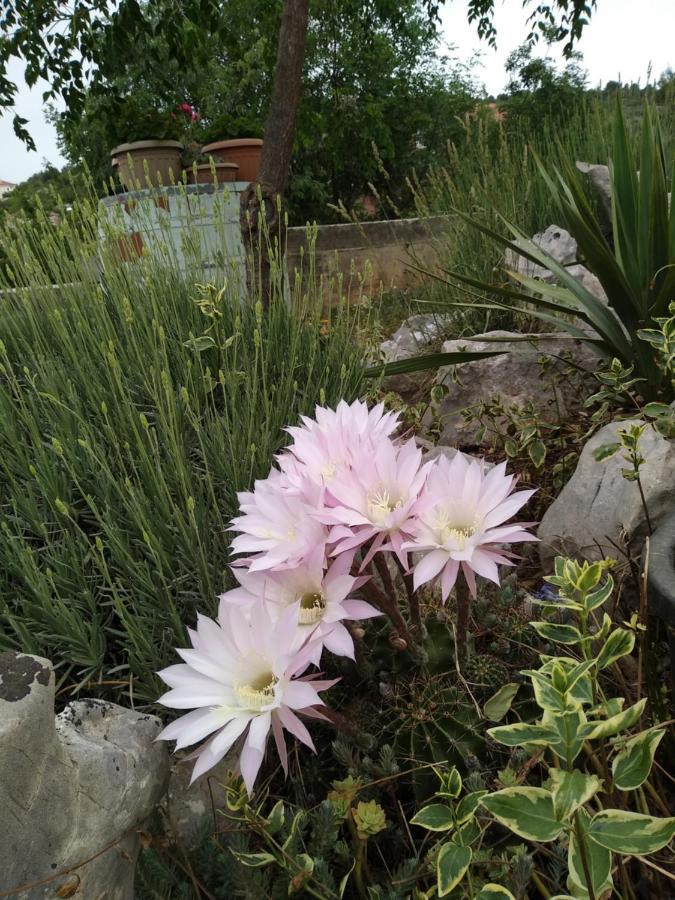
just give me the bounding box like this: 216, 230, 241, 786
1, 0, 673, 186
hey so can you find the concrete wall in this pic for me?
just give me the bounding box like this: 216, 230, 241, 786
286, 215, 450, 302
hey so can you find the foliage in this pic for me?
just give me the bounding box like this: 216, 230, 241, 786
0, 193, 366, 702
411, 556, 674, 899
391, 102, 674, 401
502, 43, 588, 128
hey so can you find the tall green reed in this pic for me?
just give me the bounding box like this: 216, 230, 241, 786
407, 98, 612, 334
0, 185, 367, 703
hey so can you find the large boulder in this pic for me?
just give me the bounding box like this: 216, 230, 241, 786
424, 331, 601, 447
538, 419, 675, 565
0, 652, 169, 899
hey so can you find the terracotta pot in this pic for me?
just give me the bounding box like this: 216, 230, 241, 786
186, 161, 240, 185
201, 138, 263, 182
111, 140, 184, 189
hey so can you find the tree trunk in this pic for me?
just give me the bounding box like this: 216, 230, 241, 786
240, 0, 309, 304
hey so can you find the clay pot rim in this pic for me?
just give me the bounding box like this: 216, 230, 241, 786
202, 138, 263, 152
111, 139, 184, 156
193, 161, 239, 170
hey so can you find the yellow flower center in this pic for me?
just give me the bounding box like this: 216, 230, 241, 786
236, 671, 277, 709
367, 487, 402, 524
298, 591, 326, 625
434, 511, 480, 549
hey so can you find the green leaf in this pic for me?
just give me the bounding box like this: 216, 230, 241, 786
530, 621, 583, 644
504, 437, 519, 458
410, 803, 454, 832
549, 769, 603, 822
455, 790, 488, 825
585, 576, 614, 611
524, 669, 567, 712
437, 843, 472, 897
643, 402, 671, 418
567, 809, 613, 900
452, 817, 481, 846
483, 682, 520, 721
183, 334, 216, 352
581, 698, 646, 740
595, 628, 635, 670
230, 850, 276, 867
481, 787, 564, 842
550, 708, 587, 764
476, 886, 516, 899
588, 809, 675, 855
612, 729, 666, 790
528, 439, 547, 468
593, 442, 621, 461
364, 350, 506, 378
266, 799, 285, 835
487, 721, 558, 748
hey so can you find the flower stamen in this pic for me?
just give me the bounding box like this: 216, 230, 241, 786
236, 671, 277, 709
298, 591, 326, 625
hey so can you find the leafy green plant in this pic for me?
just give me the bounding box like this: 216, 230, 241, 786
482, 557, 674, 900
410, 557, 674, 899
381, 102, 674, 403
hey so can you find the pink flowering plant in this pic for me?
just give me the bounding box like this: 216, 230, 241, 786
157, 399, 536, 793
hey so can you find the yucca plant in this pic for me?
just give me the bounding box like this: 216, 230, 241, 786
373, 102, 674, 403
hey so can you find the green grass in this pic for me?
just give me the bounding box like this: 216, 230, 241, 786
0, 191, 367, 704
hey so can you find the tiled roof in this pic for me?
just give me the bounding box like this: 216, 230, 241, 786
0, 179, 16, 187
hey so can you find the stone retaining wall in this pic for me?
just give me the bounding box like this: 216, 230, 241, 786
286, 215, 450, 302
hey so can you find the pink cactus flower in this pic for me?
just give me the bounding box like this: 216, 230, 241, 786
229, 474, 329, 572
221, 549, 378, 661
403, 452, 536, 599
281, 399, 400, 490
157, 601, 334, 792
318, 437, 431, 566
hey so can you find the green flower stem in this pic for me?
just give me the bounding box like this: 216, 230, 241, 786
455, 579, 471, 660
392, 554, 421, 632
361, 569, 417, 652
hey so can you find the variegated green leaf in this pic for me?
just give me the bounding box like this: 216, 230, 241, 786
545, 708, 587, 764
612, 729, 665, 790
455, 790, 488, 825
410, 803, 454, 832
476, 885, 516, 899
567, 809, 613, 900
530, 621, 583, 644
596, 628, 635, 670
437, 843, 471, 896
487, 721, 558, 748
588, 809, 675, 855
585, 576, 614, 611
549, 769, 603, 822
452, 817, 481, 846
523, 669, 566, 712
581, 698, 646, 740
481, 787, 564, 842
